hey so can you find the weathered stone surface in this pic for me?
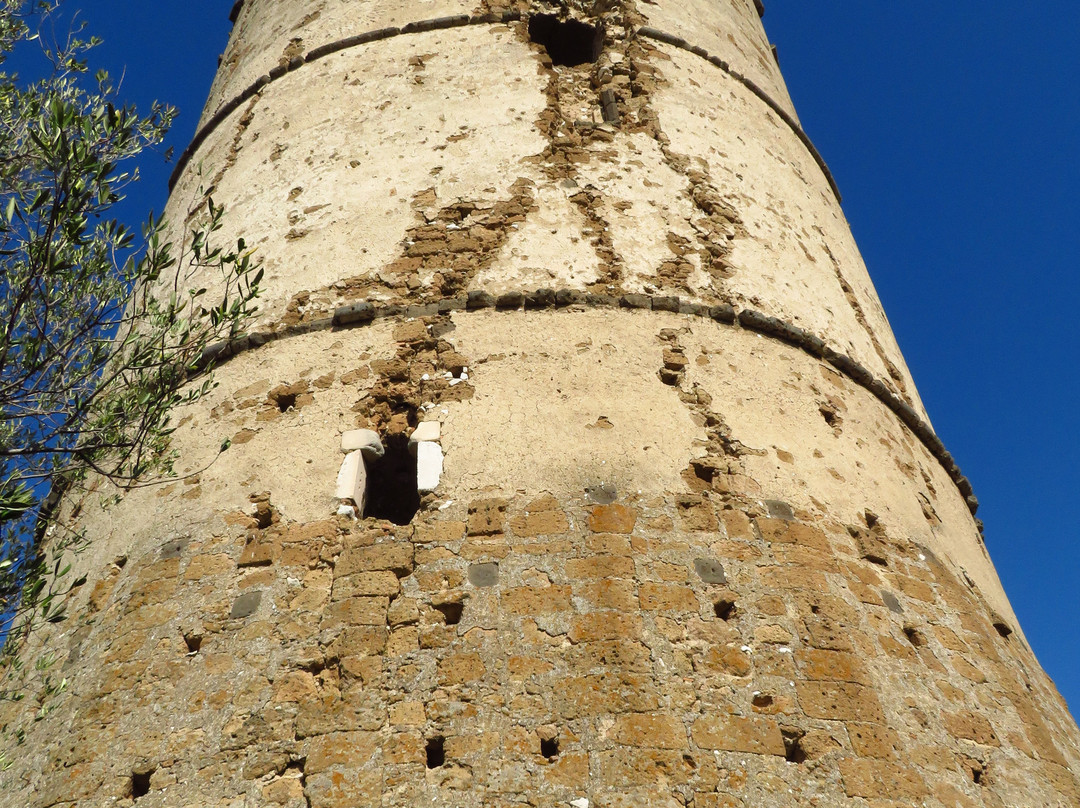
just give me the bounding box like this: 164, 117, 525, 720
691, 715, 786, 756
7, 4, 1078, 808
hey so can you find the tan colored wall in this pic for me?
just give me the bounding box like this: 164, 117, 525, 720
5, 2, 1079, 807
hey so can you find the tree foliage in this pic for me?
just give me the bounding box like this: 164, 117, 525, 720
0, 0, 260, 648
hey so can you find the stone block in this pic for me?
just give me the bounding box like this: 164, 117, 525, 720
335, 451, 367, 511
415, 520, 466, 544
467, 498, 507, 535
755, 517, 830, 550
306, 731, 378, 774
586, 504, 637, 534
416, 441, 443, 492
796, 681, 886, 723
693, 557, 727, 584
943, 711, 1000, 746
340, 429, 384, 459
509, 508, 569, 536
467, 562, 499, 587
638, 582, 698, 611
501, 585, 572, 615
565, 555, 635, 579
795, 649, 871, 684
438, 652, 486, 685
389, 701, 426, 726
578, 578, 637, 610
387, 597, 420, 626
698, 645, 753, 677
184, 553, 235, 580
322, 596, 389, 628
691, 715, 786, 756
239, 536, 279, 567
331, 571, 400, 599
569, 640, 652, 673
409, 420, 441, 448
847, 722, 899, 758
335, 543, 413, 577
556, 673, 659, 718
838, 758, 928, 799
569, 612, 643, 643
229, 591, 262, 619
611, 714, 689, 749
324, 626, 387, 658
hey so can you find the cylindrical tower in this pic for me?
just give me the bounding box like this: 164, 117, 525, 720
6, 2, 1080, 806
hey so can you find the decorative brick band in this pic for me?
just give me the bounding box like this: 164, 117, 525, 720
635, 26, 841, 203
194, 290, 979, 517
170, 14, 840, 207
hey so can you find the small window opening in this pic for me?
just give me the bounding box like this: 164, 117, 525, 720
714, 599, 737, 621
183, 633, 202, 654
540, 736, 559, 760
434, 601, 464, 626
972, 767, 983, 785
275, 393, 297, 412
131, 768, 154, 799
426, 736, 445, 769
364, 434, 420, 525
992, 620, 1013, 639
903, 626, 926, 647
528, 14, 603, 66
781, 728, 807, 764
288, 759, 307, 791
252, 501, 275, 529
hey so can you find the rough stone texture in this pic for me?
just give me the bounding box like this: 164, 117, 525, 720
4, 2, 1080, 807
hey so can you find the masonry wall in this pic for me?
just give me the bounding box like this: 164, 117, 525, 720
4, 2, 1080, 807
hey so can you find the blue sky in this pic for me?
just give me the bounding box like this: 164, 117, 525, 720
54, 2, 1080, 711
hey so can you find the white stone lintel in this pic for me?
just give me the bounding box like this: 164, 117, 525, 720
341, 429, 384, 460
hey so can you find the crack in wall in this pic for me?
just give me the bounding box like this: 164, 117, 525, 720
817, 235, 912, 404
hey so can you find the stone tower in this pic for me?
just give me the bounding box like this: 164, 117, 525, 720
5, 2, 1080, 806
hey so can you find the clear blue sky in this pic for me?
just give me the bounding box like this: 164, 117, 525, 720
60, 2, 1080, 712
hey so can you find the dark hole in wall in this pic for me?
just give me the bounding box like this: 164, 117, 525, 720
781, 729, 807, 764
426, 736, 445, 768
714, 598, 737, 621
540, 737, 559, 760
528, 14, 604, 66
363, 434, 420, 525
434, 601, 464, 626
275, 393, 297, 412
183, 633, 202, 654
131, 769, 153, 799
903, 626, 926, 647
992, 620, 1013, 639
